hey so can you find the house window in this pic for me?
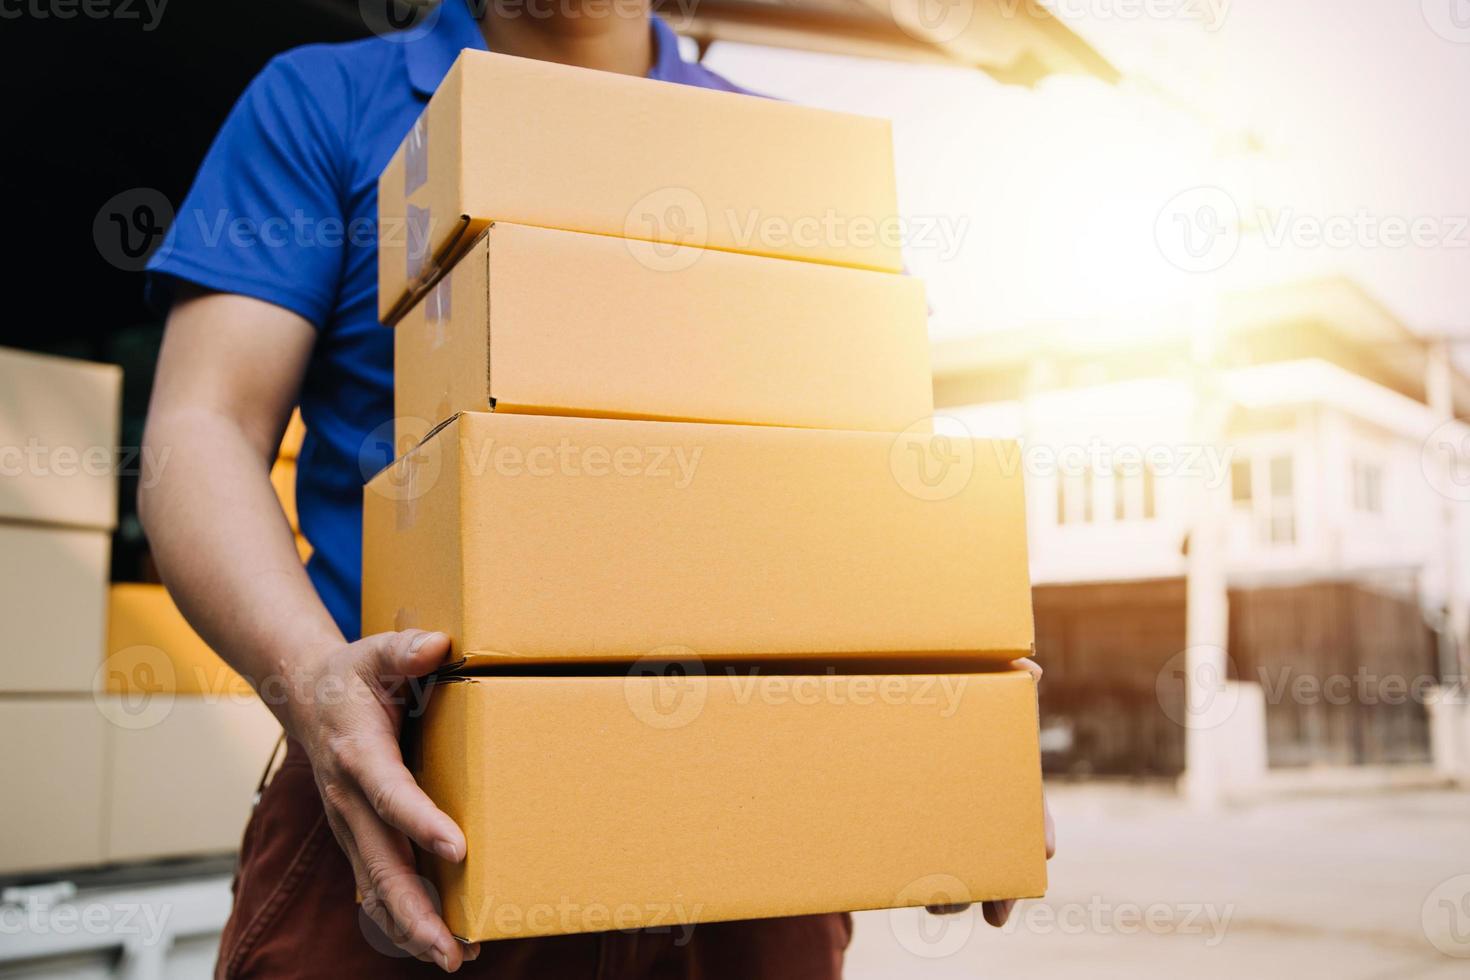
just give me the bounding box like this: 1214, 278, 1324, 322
1231, 459, 1252, 505
1265, 454, 1295, 545
1352, 460, 1383, 514
1109, 463, 1158, 523
1057, 470, 1093, 525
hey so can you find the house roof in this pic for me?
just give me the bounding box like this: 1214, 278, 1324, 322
655, 0, 1119, 85
930, 278, 1470, 416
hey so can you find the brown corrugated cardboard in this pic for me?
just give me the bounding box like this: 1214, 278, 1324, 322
0, 522, 110, 693
270, 455, 299, 533
378, 51, 900, 324
410, 668, 1046, 942
392, 223, 931, 447
102, 696, 282, 863
0, 347, 121, 529
104, 584, 253, 699
0, 698, 107, 874
279, 407, 306, 460
362, 413, 1033, 667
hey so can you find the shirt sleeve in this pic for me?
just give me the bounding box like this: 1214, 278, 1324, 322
145, 49, 351, 328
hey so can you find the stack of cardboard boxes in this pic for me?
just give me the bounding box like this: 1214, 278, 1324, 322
1, 346, 282, 875
366, 52, 1046, 943
0, 348, 121, 873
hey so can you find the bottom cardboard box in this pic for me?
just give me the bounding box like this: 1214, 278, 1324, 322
410, 669, 1046, 942
0, 697, 107, 874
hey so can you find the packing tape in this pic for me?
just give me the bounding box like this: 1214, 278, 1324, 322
405, 116, 428, 197
406, 203, 431, 282
394, 452, 420, 531
426, 275, 452, 350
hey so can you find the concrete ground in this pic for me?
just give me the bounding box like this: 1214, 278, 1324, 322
846, 783, 1470, 979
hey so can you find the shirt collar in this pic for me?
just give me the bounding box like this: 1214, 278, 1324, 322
405, 0, 489, 98
647, 16, 696, 83
408, 1, 699, 98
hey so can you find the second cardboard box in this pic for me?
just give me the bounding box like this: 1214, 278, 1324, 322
392, 222, 932, 448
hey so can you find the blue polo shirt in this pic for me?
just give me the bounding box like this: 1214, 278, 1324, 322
146, 1, 750, 640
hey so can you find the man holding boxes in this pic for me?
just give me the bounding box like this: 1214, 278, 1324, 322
141, 1, 1051, 976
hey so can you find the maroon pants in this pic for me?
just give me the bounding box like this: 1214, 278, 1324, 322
215, 741, 852, 978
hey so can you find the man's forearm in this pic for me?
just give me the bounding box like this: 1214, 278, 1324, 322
139, 405, 341, 731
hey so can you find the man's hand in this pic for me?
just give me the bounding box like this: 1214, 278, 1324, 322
927, 657, 1056, 928
285, 628, 479, 972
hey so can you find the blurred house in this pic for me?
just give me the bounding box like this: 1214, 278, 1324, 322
933, 278, 1469, 779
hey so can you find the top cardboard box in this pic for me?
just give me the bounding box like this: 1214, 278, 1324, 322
378, 51, 901, 324
0, 346, 121, 530
392, 222, 931, 446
